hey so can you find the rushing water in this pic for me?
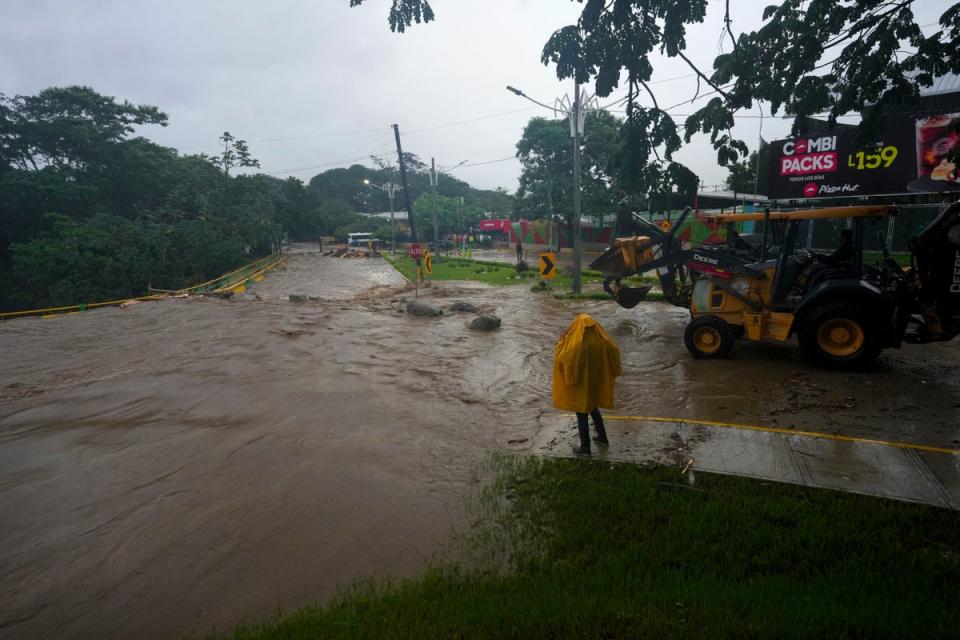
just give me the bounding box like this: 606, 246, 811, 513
2, 249, 958, 639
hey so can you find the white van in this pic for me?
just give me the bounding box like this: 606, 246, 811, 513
347, 232, 372, 247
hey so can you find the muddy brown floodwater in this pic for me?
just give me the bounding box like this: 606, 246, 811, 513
2, 247, 960, 639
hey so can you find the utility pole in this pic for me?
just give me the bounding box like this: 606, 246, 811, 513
506, 83, 594, 293
571, 82, 583, 294
387, 185, 396, 254
430, 157, 439, 260
393, 124, 417, 242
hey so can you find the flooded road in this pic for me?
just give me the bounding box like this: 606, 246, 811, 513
2, 249, 959, 639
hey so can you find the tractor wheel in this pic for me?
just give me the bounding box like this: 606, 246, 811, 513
684, 315, 736, 359
798, 302, 880, 369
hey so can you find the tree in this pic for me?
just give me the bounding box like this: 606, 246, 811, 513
725, 152, 756, 194
353, 0, 960, 190
0, 85, 167, 171
515, 110, 622, 226
216, 131, 260, 175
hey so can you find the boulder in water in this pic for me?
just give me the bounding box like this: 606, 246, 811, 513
449, 301, 478, 313
469, 315, 501, 331
289, 294, 307, 302
407, 299, 443, 317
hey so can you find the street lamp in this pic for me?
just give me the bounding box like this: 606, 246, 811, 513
430, 159, 469, 259
363, 178, 402, 254
506, 83, 597, 293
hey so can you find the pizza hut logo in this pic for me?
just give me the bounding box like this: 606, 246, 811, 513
780, 136, 839, 176
803, 183, 819, 197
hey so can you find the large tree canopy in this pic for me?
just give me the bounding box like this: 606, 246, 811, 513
515, 110, 622, 224
351, 0, 960, 193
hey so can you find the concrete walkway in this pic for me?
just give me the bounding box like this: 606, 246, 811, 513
532, 414, 960, 510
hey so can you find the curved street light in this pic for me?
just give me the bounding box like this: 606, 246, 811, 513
363, 178, 403, 254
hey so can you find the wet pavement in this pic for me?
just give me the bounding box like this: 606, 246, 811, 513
534, 414, 960, 509
2, 247, 960, 639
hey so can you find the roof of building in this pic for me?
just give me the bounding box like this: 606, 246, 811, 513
919, 72, 960, 97
359, 211, 408, 221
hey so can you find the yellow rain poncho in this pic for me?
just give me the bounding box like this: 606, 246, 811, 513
552, 314, 622, 413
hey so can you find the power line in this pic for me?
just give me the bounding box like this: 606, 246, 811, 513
401, 106, 540, 136
263, 140, 396, 176
449, 156, 517, 169
176, 126, 392, 151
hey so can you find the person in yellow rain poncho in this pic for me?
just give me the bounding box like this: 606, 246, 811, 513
552, 313, 622, 455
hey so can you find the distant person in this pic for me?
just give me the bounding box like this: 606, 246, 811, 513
552, 314, 622, 456
516, 240, 524, 263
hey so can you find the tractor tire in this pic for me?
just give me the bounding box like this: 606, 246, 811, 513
798, 302, 881, 369
684, 315, 736, 359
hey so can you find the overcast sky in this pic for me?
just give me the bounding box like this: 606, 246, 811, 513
1, 0, 952, 192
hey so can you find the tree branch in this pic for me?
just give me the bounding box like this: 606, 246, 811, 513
676, 50, 731, 100
724, 0, 737, 51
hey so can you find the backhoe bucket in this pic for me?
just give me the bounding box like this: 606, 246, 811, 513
613, 284, 652, 309
589, 245, 629, 277
588, 236, 654, 277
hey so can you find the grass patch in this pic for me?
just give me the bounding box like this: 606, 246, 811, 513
216, 456, 960, 639
384, 254, 537, 286
383, 254, 658, 293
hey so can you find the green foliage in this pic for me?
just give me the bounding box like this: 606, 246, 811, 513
515, 111, 623, 224
725, 151, 758, 193
0, 87, 357, 309
348, 0, 434, 33
0, 85, 509, 310
0, 85, 168, 171
215, 131, 260, 176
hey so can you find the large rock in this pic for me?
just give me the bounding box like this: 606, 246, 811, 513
449, 301, 478, 313
469, 315, 502, 331
407, 299, 443, 317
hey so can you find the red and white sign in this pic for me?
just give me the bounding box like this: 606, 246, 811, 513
779, 135, 839, 176
408, 243, 422, 260
478, 219, 510, 232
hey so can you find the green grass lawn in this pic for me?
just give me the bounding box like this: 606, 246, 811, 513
382, 254, 656, 296
215, 456, 960, 640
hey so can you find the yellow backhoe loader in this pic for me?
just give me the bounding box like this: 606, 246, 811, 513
589, 203, 960, 368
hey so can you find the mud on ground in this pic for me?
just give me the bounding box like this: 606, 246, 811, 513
1, 250, 958, 639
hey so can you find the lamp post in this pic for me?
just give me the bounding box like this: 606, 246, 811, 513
430, 159, 468, 259
507, 83, 596, 293
363, 178, 401, 254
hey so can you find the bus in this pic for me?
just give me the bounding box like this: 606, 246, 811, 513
347, 232, 376, 247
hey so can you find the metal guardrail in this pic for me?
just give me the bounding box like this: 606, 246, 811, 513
1, 254, 286, 321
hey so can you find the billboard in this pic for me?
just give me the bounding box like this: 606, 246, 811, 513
767, 113, 959, 199
478, 218, 510, 232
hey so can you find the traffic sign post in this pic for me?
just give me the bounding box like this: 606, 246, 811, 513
409, 243, 422, 298
423, 249, 433, 277
539, 252, 557, 280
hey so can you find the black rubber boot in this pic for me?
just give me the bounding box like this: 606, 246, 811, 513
575, 413, 592, 455
591, 408, 609, 444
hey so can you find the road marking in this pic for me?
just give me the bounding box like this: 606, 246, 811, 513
602, 414, 960, 456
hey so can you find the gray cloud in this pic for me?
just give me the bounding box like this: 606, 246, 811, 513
1, 0, 953, 192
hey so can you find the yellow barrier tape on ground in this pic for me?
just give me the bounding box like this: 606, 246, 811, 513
603, 415, 960, 456
1, 254, 285, 321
